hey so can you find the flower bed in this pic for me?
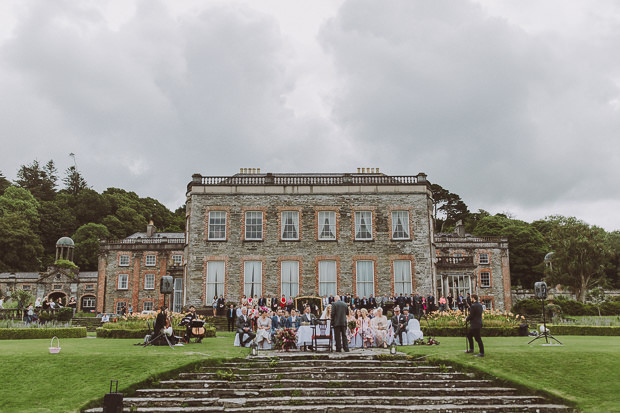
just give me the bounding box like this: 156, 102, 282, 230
96, 311, 216, 338
424, 309, 526, 328
0, 327, 87, 339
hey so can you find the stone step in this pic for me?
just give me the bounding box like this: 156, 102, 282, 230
178, 371, 469, 381
121, 394, 553, 408
85, 403, 570, 412
217, 360, 435, 369
137, 384, 514, 398
206, 365, 448, 374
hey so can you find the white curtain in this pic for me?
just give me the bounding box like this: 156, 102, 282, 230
391, 211, 409, 239
281, 261, 299, 297
318, 211, 336, 239
394, 260, 412, 295
355, 211, 372, 239
318, 260, 337, 296
207, 261, 225, 300
356, 260, 374, 297
244, 261, 262, 297
281, 211, 299, 239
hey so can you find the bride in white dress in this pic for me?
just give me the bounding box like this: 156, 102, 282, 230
256, 311, 272, 346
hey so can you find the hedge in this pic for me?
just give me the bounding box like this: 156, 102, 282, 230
0, 327, 87, 339
513, 297, 620, 317
540, 325, 620, 336
421, 326, 520, 337
97, 326, 216, 339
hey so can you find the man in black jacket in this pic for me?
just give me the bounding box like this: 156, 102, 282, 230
465, 294, 484, 357
236, 307, 255, 347
226, 304, 236, 332
331, 295, 349, 352
391, 307, 407, 345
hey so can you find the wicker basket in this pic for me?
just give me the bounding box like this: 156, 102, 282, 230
48, 336, 61, 354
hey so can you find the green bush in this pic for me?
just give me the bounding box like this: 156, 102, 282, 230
542, 325, 620, 336
0, 327, 86, 339
511, 299, 542, 315
97, 325, 216, 339
421, 326, 519, 337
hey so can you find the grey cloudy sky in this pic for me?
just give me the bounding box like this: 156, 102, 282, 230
1, 0, 619, 231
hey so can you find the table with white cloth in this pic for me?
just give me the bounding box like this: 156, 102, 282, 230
296, 323, 333, 349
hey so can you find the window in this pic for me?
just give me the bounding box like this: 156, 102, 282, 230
53, 285, 62, 291
206, 261, 226, 299
281, 261, 299, 298
318, 260, 337, 297
82, 296, 95, 309
356, 261, 375, 297
115, 301, 127, 314
143, 301, 154, 312
391, 211, 410, 239
22, 285, 31, 291
355, 211, 372, 240
479, 253, 489, 265
144, 274, 155, 290
118, 274, 128, 290
480, 272, 491, 287
173, 278, 183, 313
245, 211, 263, 240
208, 211, 227, 240
172, 254, 183, 266
85, 284, 95, 291
481, 298, 493, 310
145, 255, 156, 266
119, 254, 130, 266
394, 260, 412, 295
243, 261, 262, 297
281, 211, 299, 240
318, 211, 336, 240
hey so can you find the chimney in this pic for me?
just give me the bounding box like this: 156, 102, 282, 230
146, 220, 156, 237
455, 220, 465, 237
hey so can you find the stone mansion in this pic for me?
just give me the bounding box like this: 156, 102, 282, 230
94, 169, 511, 314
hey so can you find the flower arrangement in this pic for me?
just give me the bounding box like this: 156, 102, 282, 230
347, 320, 357, 331
273, 328, 297, 351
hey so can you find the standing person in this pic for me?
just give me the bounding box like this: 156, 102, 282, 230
331, 295, 349, 352
217, 295, 226, 315
465, 293, 472, 315
226, 304, 237, 332
465, 294, 485, 357
211, 296, 218, 317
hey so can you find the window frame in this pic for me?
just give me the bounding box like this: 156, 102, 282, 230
243, 261, 263, 297
117, 274, 129, 290
318, 211, 337, 240
391, 210, 410, 240
119, 254, 130, 267
143, 301, 154, 312
480, 271, 491, 288
82, 296, 96, 308
206, 261, 226, 301
479, 253, 490, 265
318, 260, 337, 297
172, 254, 183, 266
281, 260, 300, 298
144, 273, 155, 290
355, 260, 375, 297
393, 260, 413, 295
208, 211, 227, 240
145, 254, 156, 267
115, 301, 127, 314
354, 211, 373, 240
245, 211, 263, 241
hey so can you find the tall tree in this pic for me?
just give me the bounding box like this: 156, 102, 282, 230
72, 223, 110, 270
0, 171, 10, 195
15, 160, 58, 201
62, 165, 88, 196
430, 183, 469, 232
544, 216, 612, 302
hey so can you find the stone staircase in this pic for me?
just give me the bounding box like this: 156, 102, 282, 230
85, 350, 572, 412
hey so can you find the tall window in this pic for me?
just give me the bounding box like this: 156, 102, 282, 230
480, 272, 491, 287
318, 260, 337, 297
479, 253, 489, 265
245, 211, 263, 240
281, 211, 299, 240
145, 255, 156, 266
118, 274, 128, 290
119, 254, 130, 266
244, 261, 262, 297
394, 260, 412, 295
355, 211, 373, 240
115, 301, 127, 314
206, 261, 225, 299
356, 261, 375, 297
143, 301, 154, 312
173, 278, 183, 313
318, 211, 336, 240
208, 211, 227, 240
391, 211, 410, 239
281, 261, 300, 298
144, 273, 155, 290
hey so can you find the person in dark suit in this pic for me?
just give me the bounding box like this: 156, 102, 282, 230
465, 294, 484, 357
369, 295, 376, 309
258, 295, 267, 307
353, 296, 360, 310
236, 307, 256, 347
391, 307, 407, 345
360, 296, 368, 309
288, 309, 301, 329
331, 295, 349, 352
301, 305, 317, 325
226, 304, 237, 332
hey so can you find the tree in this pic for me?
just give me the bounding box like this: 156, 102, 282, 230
37, 199, 77, 268
544, 216, 612, 302
62, 165, 88, 196
472, 214, 547, 288
430, 183, 470, 232
0, 171, 10, 195
0, 213, 44, 271
72, 223, 110, 270
15, 160, 58, 201
586, 286, 605, 317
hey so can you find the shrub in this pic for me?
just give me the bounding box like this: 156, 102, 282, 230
0, 327, 87, 339
511, 299, 542, 315
541, 325, 620, 336
421, 326, 519, 337
96, 325, 216, 339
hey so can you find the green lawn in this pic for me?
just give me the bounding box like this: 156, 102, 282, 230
0, 334, 619, 412
0, 332, 248, 413
399, 336, 620, 413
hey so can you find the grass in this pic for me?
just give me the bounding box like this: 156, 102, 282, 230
555, 315, 620, 326
0, 332, 247, 413
1, 333, 619, 412
399, 336, 620, 413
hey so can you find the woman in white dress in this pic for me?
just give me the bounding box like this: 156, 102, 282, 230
320, 304, 332, 321
256, 311, 272, 346
371, 307, 389, 348
359, 308, 374, 348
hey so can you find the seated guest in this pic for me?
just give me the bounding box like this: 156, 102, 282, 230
101, 313, 110, 323
371, 307, 389, 348
301, 305, 316, 325
256, 311, 272, 346
288, 309, 300, 330
182, 305, 200, 343
236, 307, 256, 347
391, 307, 407, 345
359, 308, 374, 348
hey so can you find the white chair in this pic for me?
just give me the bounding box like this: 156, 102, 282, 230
233, 332, 252, 347
406, 319, 423, 343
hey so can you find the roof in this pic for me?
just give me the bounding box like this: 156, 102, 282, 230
126, 232, 184, 239
56, 236, 74, 246
0, 272, 40, 280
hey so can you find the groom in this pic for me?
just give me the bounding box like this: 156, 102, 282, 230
331, 295, 349, 352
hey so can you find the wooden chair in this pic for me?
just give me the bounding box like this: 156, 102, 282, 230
312, 318, 332, 352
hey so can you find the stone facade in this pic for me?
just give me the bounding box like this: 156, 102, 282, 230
97, 232, 184, 314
